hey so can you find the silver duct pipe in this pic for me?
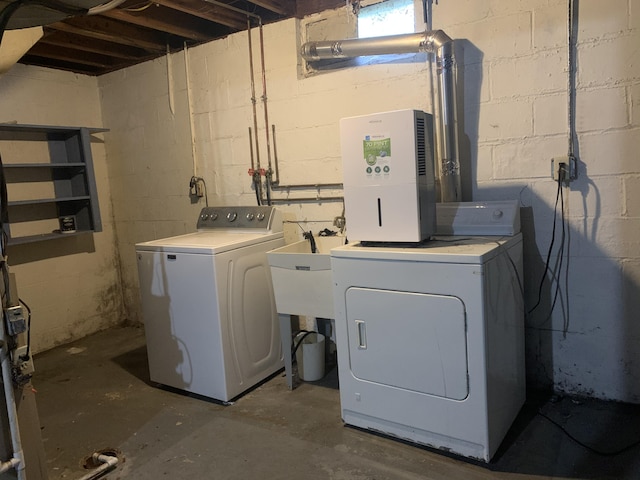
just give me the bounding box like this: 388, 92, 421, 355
301, 30, 461, 202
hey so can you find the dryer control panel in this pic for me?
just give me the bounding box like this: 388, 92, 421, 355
197, 206, 282, 232
435, 200, 520, 236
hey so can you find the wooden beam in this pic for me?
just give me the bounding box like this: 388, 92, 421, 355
295, 0, 343, 17
40, 29, 152, 60
100, 7, 218, 42
251, 0, 295, 16
19, 55, 103, 76
26, 43, 123, 68
153, 0, 247, 30
51, 17, 169, 52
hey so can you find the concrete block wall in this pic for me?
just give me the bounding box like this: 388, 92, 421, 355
99, 1, 640, 402
0, 64, 123, 353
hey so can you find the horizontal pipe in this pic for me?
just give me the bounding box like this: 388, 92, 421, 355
271, 183, 343, 190
269, 196, 344, 204
77, 453, 118, 480
300, 30, 452, 60
0, 457, 20, 474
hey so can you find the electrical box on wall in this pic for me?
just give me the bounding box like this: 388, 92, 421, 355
551, 155, 577, 184
340, 109, 436, 243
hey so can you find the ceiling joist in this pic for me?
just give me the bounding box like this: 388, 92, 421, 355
14, 0, 338, 76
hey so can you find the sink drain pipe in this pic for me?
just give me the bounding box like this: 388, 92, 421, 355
77, 453, 118, 480
300, 30, 461, 202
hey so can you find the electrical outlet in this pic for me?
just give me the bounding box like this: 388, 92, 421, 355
12, 346, 34, 376
551, 155, 577, 184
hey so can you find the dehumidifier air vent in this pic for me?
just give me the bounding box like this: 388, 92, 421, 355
416, 116, 426, 176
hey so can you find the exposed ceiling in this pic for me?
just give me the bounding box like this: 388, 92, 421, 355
3, 0, 342, 76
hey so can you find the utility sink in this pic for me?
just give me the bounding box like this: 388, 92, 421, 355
267, 236, 346, 319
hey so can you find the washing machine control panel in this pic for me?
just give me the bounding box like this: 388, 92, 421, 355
197, 206, 281, 231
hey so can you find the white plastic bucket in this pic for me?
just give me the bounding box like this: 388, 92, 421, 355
295, 332, 325, 382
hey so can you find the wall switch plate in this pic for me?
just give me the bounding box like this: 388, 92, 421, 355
551, 155, 577, 184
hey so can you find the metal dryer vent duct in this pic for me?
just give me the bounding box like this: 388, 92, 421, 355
301, 30, 461, 202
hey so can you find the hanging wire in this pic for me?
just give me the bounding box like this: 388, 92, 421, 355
529, 0, 576, 327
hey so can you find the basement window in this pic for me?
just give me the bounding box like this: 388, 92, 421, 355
357, 0, 415, 39
299, 0, 419, 77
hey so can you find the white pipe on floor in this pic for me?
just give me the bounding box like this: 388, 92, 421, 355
0, 339, 26, 480
0, 457, 20, 474
77, 453, 119, 480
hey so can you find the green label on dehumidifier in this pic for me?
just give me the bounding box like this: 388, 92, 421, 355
363, 137, 391, 165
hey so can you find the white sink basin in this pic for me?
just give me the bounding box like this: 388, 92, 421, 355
267, 236, 345, 318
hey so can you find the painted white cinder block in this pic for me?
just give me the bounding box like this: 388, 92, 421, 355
94, 0, 640, 403
578, 0, 629, 41
566, 175, 623, 219
632, 0, 640, 30
532, 2, 568, 51
578, 35, 640, 88
476, 99, 533, 140
551, 328, 640, 402
491, 52, 567, 99
624, 176, 640, 217
533, 93, 568, 136
575, 87, 629, 132
568, 216, 640, 259
579, 129, 640, 176
445, 11, 533, 61
493, 135, 567, 179
0, 64, 123, 353
630, 83, 640, 127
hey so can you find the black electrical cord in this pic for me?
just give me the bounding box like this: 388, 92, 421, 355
303, 230, 317, 253
539, 172, 568, 327
537, 410, 640, 457
289, 221, 318, 253
527, 173, 564, 319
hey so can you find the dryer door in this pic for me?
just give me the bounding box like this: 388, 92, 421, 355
345, 287, 468, 400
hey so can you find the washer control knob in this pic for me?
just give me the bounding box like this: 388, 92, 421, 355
256, 212, 265, 221
246, 213, 255, 221
226, 212, 237, 222
210, 213, 218, 221
200, 213, 209, 220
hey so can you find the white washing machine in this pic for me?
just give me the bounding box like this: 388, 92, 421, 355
330, 201, 525, 462
135, 206, 285, 402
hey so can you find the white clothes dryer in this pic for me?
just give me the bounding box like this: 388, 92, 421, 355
330, 201, 525, 462
135, 206, 285, 402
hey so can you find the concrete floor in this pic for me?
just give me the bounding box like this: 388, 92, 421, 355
31, 325, 640, 480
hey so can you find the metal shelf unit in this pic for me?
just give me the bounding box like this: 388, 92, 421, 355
0, 124, 106, 245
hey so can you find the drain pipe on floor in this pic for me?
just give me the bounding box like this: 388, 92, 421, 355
301, 29, 461, 202
77, 453, 119, 480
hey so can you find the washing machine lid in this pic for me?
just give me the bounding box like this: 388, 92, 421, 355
135, 231, 284, 254
331, 233, 521, 264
